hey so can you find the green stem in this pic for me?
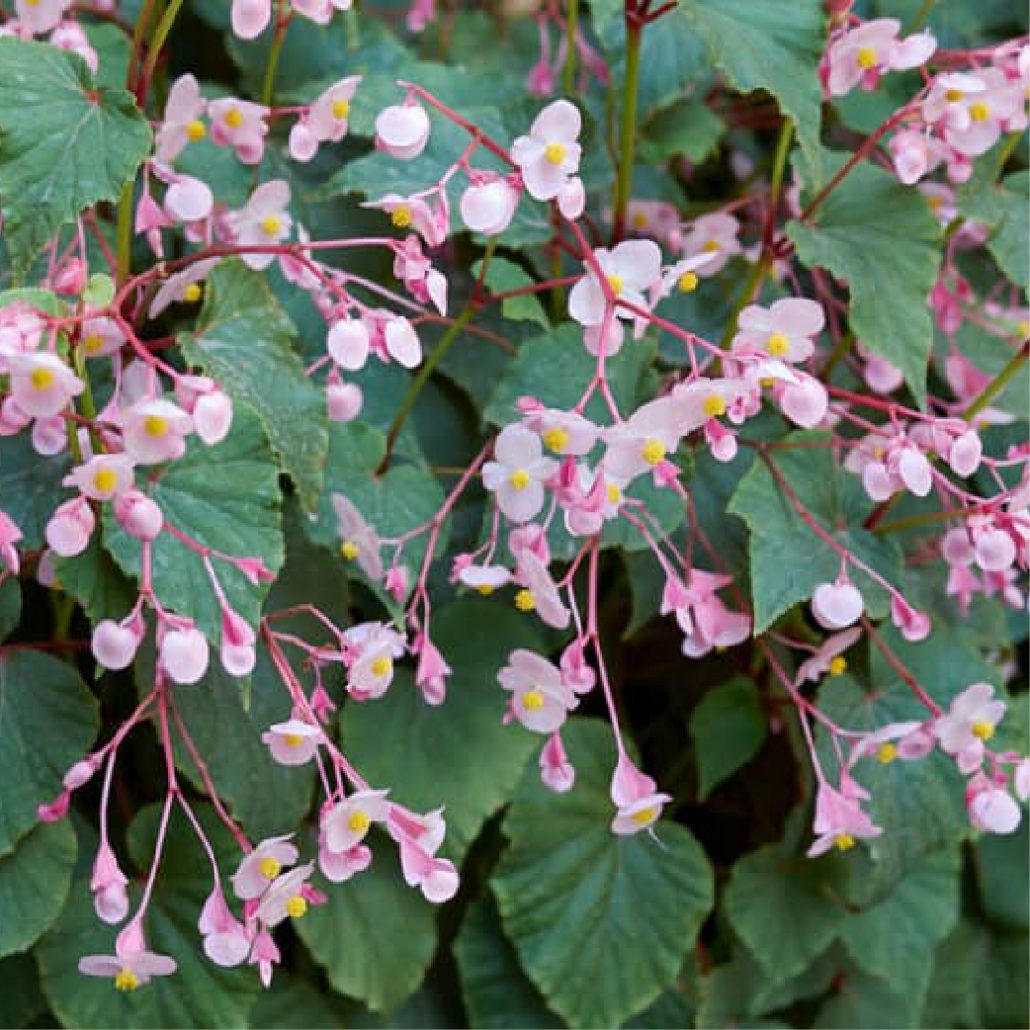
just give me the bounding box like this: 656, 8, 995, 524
766, 118, 793, 222
875, 508, 965, 535
126, 0, 159, 92
612, 16, 641, 241
116, 181, 134, 285
719, 254, 768, 349
260, 11, 289, 108
963, 341, 1029, 421
563, 0, 579, 95
821, 330, 855, 378
139, 0, 184, 98
907, 0, 937, 31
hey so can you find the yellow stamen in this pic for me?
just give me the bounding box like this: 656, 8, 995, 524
766, 332, 790, 357
224, 107, 244, 129
631, 805, 659, 826
606, 274, 624, 296
284, 733, 305, 747
968, 101, 991, 122
331, 99, 350, 120
702, 394, 726, 418
93, 468, 118, 494
876, 742, 898, 764
83, 333, 106, 354
259, 856, 281, 879
971, 720, 994, 741
760, 377, 776, 389
370, 656, 393, 678
927, 195, 943, 210
606, 483, 621, 504
390, 205, 412, 229
677, 271, 699, 293
834, 833, 855, 851
1017, 320, 1029, 339
476, 584, 495, 596
632, 211, 648, 229
544, 142, 567, 165
945, 88, 964, 102
701, 239, 720, 253
260, 215, 282, 236
114, 968, 140, 992
340, 540, 360, 560
286, 895, 308, 919
509, 469, 531, 490
828, 656, 847, 677
143, 415, 168, 438
857, 47, 877, 69
186, 119, 206, 142
543, 427, 569, 453
641, 437, 666, 466
30, 367, 55, 390
514, 589, 536, 612
183, 283, 203, 304
521, 690, 545, 710
347, 809, 371, 834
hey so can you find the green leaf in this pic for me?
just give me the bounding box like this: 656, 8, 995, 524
473, 256, 549, 330
179, 260, 328, 511
342, 600, 542, 862
787, 155, 943, 403
0, 820, 76, 958
54, 529, 137, 625
728, 431, 904, 632
959, 167, 1029, 289
0, 651, 98, 855
0, 953, 47, 1028
974, 822, 1030, 932
816, 967, 912, 1028
639, 98, 724, 165
0, 40, 151, 268
0, 433, 72, 549
492, 719, 714, 1029
454, 898, 562, 1029
295, 845, 437, 1014
37, 808, 260, 1029
248, 973, 344, 1028
104, 405, 284, 640
724, 842, 848, 983
681, 0, 826, 187
0, 578, 20, 643
690, 677, 767, 800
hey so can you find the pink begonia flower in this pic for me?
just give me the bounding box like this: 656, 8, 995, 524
732, 298, 825, 363
332, 492, 383, 581
149, 259, 218, 319
794, 627, 863, 685
32, 415, 68, 456
511, 99, 582, 202
387, 804, 447, 855
174, 376, 233, 447
319, 840, 371, 883
50, 21, 97, 72
966, 773, 1021, 835
515, 548, 570, 630
679, 212, 742, 275
226, 180, 292, 270
121, 398, 193, 465
482, 424, 559, 523
609, 752, 672, 835
375, 101, 431, 160
327, 380, 363, 422
51, 255, 86, 295
624, 199, 680, 245
568, 239, 661, 328
289, 76, 361, 161
114, 489, 164, 541
375, 315, 422, 368
811, 580, 864, 630
162, 173, 214, 224
406, 0, 435, 32
656, 252, 718, 298
520, 403, 599, 457
62, 453, 135, 502
160, 624, 210, 685
460, 174, 520, 236
46, 497, 95, 557
79, 922, 177, 990
560, 638, 596, 694
91, 843, 129, 925
807, 778, 882, 856
971, 523, 1016, 573
457, 562, 512, 595
254, 862, 317, 927
0, 302, 44, 366
414, 633, 451, 705
557, 176, 586, 220
231, 0, 271, 38
364, 191, 449, 248
498, 649, 578, 734
676, 580, 751, 659
6, 351, 83, 419
262, 719, 322, 766
249, 928, 281, 988
849, 720, 926, 765
208, 97, 269, 164
825, 18, 935, 97
889, 129, 945, 185
845, 432, 933, 501
539, 731, 576, 792
392, 235, 448, 314
858, 344, 904, 394
231, 835, 300, 900
890, 595, 931, 642
92, 617, 144, 671
327, 317, 371, 372
0, 510, 23, 574
343, 621, 406, 700
776, 372, 829, 429
934, 682, 1006, 774
156, 74, 207, 162
384, 564, 409, 603
14, 0, 71, 35
322, 790, 391, 852
291, 0, 354, 23
198, 887, 251, 968
398, 838, 460, 903
220, 607, 256, 676
78, 315, 125, 360
601, 394, 688, 483
924, 69, 1026, 158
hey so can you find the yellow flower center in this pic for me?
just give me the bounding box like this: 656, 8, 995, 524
259, 856, 282, 879
701, 239, 720, 252
347, 809, 371, 834
607, 482, 621, 504
83, 333, 106, 354
30, 367, 55, 390
543, 427, 569, 453
828, 656, 847, 677
632, 211, 648, 229
186, 119, 206, 142
834, 833, 855, 851
143, 415, 168, 438
544, 142, 567, 165
641, 437, 666, 466
521, 690, 545, 710
286, 895, 308, 919
677, 271, 699, 293
287, 732, 310, 747
876, 742, 898, 764
631, 805, 659, 826
927, 194, 943, 211
370, 656, 393, 678
509, 468, 531, 490
857, 46, 877, 69
93, 468, 119, 494
969, 101, 991, 122
261, 215, 282, 236
331, 99, 350, 119
760, 376, 776, 389
114, 968, 140, 992
766, 332, 790, 357
224, 107, 244, 129
606, 274, 624, 296
702, 394, 726, 418
183, 283, 203, 303
971, 720, 994, 741
1017, 320, 1030, 338
945, 88, 964, 102
514, 588, 536, 612
476, 584, 495, 596
340, 540, 360, 560
390, 205, 412, 229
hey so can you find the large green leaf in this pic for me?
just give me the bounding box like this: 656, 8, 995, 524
492, 720, 714, 1029
959, 167, 1029, 289
0, 953, 47, 1027
681, 0, 826, 187
179, 260, 328, 511
342, 600, 543, 862
54, 530, 138, 625
690, 677, 767, 800
0, 434, 72, 549
0, 820, 76, 957
0, 579, 20, 643
0, 651, 98, 855
728, 431, 904, 632
104, 405, 284, 640
0, 40, 151, 268
295, 844, 437, 1015
788, 156, 943, 403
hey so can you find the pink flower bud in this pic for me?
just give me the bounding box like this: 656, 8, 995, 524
52, 258, 87, 295
811, 580, 864, 630
327, 381, 363, 422
289, 121, 319, 162
160, 625, 210, 685
38, 791, 71, 823
974, 529, 1016, 572
384, 565, 409, 603
114, 489, 164, 541
92, 618, 143, 671
220, 607, 256, 677
539, 732, 575, 793
45, 497, 95, 557
459, 177, 519, 236
374, 102, 430, 160
63, 759, 97, 790
890, 596, 931, 642
91, 843, 129, 925
231, 0, 272, 39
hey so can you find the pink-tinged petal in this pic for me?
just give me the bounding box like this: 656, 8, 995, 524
771, 297, 825, 337
811, 582, 864, 630
568, 275, 606, 327
531, 99, 581, 144
232, 0, 272, 38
